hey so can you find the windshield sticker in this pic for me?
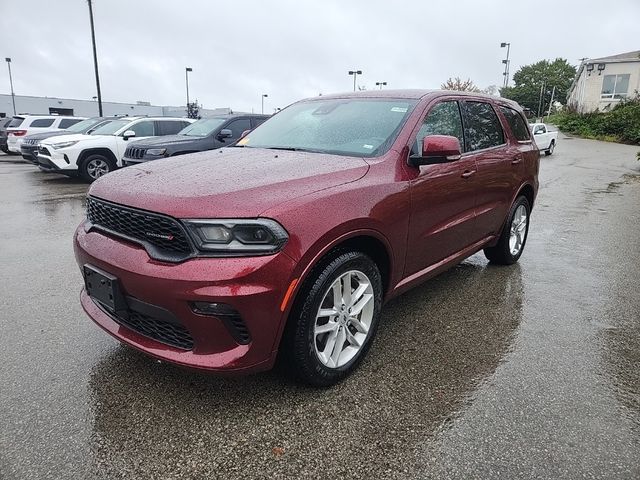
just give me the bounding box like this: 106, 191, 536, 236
391, 107, 408, 113
363, 144, 374, 149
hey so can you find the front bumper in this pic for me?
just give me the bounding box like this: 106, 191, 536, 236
74, 224, 298, 373
20, 144, 38, 163
36, 146, 79, 172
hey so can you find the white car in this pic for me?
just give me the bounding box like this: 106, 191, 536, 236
530, 123, 558, 156
37, 116, 194, 181
6, 115, 85, 153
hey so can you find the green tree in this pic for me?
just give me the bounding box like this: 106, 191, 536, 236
501, 58, 576, 115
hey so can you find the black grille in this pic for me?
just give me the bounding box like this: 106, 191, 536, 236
224, 313, 251, 344
125, 146, 146, 159
38, 146, 51, 156
115, 310, 194, 350
86, 196, 193, 259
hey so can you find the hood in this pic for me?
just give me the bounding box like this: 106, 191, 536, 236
41, 133, 96, 145
128, 135, 202, 148
89, 147, 369, 218
24, 131, 73, 142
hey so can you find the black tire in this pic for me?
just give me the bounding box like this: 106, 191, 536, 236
80, 154, 114, 182
484, 196, 531, 265
283, 251, 383, 387
545, 140, 555, 156
1, 146, 11, 154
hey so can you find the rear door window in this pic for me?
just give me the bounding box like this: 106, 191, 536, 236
498, 106, 531, 141
30, 118, 56, 128
156, 120, 188, 136
225, 118, 252, 138
414, 101, 464, 155
128, 120, 155, 137
461, 102, 505, 152
58, 118, 83, 129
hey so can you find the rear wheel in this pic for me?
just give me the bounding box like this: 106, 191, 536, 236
484, 196, 530, 265
80, 154, 114, 182
284, 251, 382, 387
545, 140, 555, 156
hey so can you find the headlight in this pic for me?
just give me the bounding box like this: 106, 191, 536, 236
51, 140, 79, 149
146, 148, 166, 156
183, 218, 288, 255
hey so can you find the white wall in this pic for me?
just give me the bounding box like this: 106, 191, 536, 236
568, 61, 640, 113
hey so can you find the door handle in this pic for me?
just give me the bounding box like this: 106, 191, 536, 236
511, 157, 523, 165
461, 170, 476, 179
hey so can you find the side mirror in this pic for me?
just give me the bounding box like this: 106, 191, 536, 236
240, 129, 251, 139
217, 129, 233, 141
408, 135, 462, 167
122, 130, 136, 140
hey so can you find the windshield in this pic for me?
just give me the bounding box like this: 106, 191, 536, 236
179, 118, 227, 136
66, 118, 103, 133
239, 98, 417, 157
90, 119, 130, 135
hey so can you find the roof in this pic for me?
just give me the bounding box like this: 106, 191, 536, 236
306, 89, 512, 102
568, 50, 640, 96
588, 50, 640, 64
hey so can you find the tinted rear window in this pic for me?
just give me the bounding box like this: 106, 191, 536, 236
499, 106, 530, 141
156, 120, 189, 136
8, 117, 24, 128
30, 118, 55, 128
461, 102, 504, 152
58, 118, 82, 129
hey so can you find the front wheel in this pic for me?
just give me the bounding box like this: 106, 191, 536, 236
484, 196, 531, 265
80, 154, 114, 182
284, 251, 383, 387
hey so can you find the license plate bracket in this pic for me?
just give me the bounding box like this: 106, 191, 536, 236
83, 264, 127, 315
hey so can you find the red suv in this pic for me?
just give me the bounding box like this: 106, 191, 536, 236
74, 90, 538, 386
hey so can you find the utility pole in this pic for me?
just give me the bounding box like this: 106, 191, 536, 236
261, 94, 268, 114
546, 85, 556, 119
87, 0, 103, 116
501, 42, 511, 88
185, 67, 192, 116
537, 81, 546, 120
348, 70, 362, 91
5, 58, 15, 115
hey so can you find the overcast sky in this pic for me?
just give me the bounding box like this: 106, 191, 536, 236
1, 0, 638, 113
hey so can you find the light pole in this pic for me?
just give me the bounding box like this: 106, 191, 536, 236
348, 70, 362, 91
5, 58, 15, 115
261, 94, 268, 114
87, 0, 103, 116
500, 42, 511, 88
185, 67, 192, 116
375, 81, 387, 90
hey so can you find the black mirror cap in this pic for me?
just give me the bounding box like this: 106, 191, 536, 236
218, 128, 233, 140
408, 154, 459, 167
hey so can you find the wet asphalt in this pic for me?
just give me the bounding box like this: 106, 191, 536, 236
0, 135, 639, 480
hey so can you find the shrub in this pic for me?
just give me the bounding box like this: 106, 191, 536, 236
553, 97, 640, 144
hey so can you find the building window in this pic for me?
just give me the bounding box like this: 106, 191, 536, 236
601, 74, 630, 99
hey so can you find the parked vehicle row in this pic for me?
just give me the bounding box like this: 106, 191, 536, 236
74, 90, 540, 386
7, 112, 269, 182
6, 114, 85, 154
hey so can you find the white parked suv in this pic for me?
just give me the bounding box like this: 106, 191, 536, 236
6, 115, 85, 153
37, 116, 194, 181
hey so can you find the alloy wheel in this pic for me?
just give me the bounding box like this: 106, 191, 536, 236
314, 270, 375, 368
86, 158, 110, 179
509, 204, 528, 256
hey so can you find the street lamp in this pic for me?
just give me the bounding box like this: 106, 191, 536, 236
261, 94, 268, 114
185, 67, 193, 116
5, 58, 15, 115
375, 81, 387, 90
87, 0, 103, 116
500, 42, 511, 88
348, 70, 362, 92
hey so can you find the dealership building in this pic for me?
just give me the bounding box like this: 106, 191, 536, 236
0, 93, 232, 119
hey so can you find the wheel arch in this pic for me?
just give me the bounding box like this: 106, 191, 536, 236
273, 229, 394, 354
77, 148, 118, 167
516, 183, 535, 209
